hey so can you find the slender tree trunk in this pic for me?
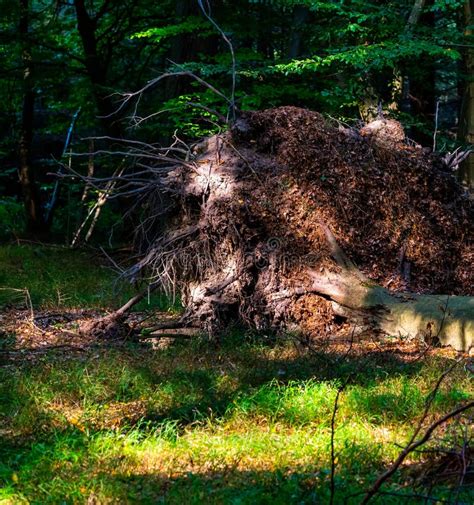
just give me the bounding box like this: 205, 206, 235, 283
73, 0, 121, 136
399, 0, 427, 115
256, 5, 271, 59
164, 0, 195, 101
164, 0, 219, 102
18, 0, 43, 234
406, 0, 426, 31
287, 6, 309, 59
459, 0, 474, 189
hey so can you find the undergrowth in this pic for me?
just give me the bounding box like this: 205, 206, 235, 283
0, 245, 472, 504
0, 244, 176, 311
0, 338, 472, 504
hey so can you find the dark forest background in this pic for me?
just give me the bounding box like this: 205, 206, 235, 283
1, 0, 472, 243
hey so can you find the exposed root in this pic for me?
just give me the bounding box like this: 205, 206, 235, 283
86, 107, 473, 348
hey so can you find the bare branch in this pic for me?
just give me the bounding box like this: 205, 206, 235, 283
104, 70, 232, 119
360, 358, 471, 504
330, 376, 351, 505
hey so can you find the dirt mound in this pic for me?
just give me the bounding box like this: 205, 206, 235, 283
132, 106, 473, 340
235, 106, 472, 295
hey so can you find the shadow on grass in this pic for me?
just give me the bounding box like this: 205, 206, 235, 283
0, 336, 470, 504
100, 469, 471, 505
0, 334, 461, 435
0, 433, 468, 505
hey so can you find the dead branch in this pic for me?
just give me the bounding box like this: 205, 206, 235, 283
185, 102, 227, 123
104, 70, 233, 119
330, 376, 351, 505
360, 358, 472, 504
443, 147, 474, 171
45, 106, 81, 225
81, 139, 95, 202
360, 401, 473, 504
71, 165, 125, 247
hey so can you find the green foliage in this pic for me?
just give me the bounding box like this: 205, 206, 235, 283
161, 91, 227, 138
0, 198, 25, 241
0, 0, 469, 236
272, 40, 460, 75
132, 16, 211, 43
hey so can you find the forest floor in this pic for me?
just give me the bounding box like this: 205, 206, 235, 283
0, 245, 473, 504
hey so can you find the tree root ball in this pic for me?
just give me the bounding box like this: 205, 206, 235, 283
129, 106, 473, 350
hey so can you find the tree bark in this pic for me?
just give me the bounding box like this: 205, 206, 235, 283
308, 270, 473, 352
459, 0, 474, 189
399, 0, 427, 115
163, 0, 219, 103
18, 0, 44, 234
406, 0, 426, 32
287, 6, 309, 59
73, 0, 122, 136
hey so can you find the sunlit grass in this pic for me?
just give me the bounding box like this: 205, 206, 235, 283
0, 245, 472, 503
0, 338, 472, 504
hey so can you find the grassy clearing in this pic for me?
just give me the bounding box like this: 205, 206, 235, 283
0, 338, 472, 504
0, 245, 473, 504
0, 244, 174, 311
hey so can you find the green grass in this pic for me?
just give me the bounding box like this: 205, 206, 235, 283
0, 245, 473, 504
0, 244, 176, 311
0, 339, 472, 504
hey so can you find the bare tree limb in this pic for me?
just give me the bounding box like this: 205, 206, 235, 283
330, 376, 351, 505
45, 107, 82, 225
104, 70, 232, 119
360, 358, 471, 504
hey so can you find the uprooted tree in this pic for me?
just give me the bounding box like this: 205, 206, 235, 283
82, 107, 474, 352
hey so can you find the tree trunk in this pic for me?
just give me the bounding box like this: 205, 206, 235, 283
163, 0, 219, 103
406, 0, 426, 32
73, 0, 122, 137
163, 0, 195, 101
287, 6, 309, 59
329, 282, 473, 352
459, 0, 474, 189
18, 0, 44, 234
306, 228, 473, 352
398, 0, 427, 116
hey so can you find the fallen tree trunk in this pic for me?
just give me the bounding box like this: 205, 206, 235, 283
81, 107, 474, 351
310, 270, 473, 351
302, 225, 474, 351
